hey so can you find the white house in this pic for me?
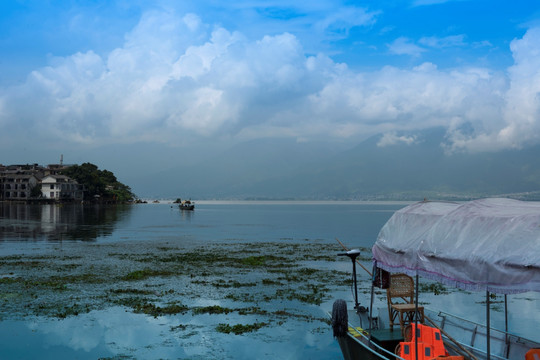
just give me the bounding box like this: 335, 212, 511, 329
41, 175, 84, 200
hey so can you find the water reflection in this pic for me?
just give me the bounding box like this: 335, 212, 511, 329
0, 203, 133, 241
0, 307, 340, 360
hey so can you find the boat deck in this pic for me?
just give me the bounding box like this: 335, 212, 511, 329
370, 328, 404, 342
369, 328, 404, 354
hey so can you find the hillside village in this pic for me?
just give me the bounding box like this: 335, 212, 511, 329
0, 162, 134, 203
0, 163, 84, 202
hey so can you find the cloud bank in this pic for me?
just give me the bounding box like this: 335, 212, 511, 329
1, 9, 540, 153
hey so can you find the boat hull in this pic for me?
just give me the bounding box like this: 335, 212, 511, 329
337, 334, 387, 360
333, 307, 540, 360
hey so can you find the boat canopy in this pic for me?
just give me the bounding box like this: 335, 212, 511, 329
372, 198, 540, 294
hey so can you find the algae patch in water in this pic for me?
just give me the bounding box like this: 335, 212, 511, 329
420, 282, 449, 295
121, 269, 174, 281
215, 322, 269, 335
0, 240, 349, 336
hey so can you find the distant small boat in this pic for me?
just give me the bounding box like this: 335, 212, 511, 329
179, 200, 194, 211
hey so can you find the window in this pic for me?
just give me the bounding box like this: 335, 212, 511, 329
50, 192, 54, 198
50, 184, 54, 189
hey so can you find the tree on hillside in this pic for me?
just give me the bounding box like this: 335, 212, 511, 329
61, 163, 135, 202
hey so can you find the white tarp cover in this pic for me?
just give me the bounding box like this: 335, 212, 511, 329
372, 198, 540, 294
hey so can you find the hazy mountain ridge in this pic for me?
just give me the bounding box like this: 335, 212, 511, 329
134, 128, 540, 200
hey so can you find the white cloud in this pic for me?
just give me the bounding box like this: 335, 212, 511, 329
504, 28, 540, 141
170, 87, 234, 134
308, 61, 506, 142
388, 37, 426, 57
315, 6, 378, 38
183, 13, 202, 32
377, 132, 417, 147
445, 27, 540, 152
419, 34, 466, 48
1, 9, 540, 154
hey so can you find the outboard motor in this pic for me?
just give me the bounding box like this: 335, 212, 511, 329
338, 249, 366, 312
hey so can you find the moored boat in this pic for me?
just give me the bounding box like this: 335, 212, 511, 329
174, 198, 195, 210
331, 198, 540, 360
179, 199, 194, 210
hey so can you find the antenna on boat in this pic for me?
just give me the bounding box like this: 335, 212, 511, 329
338, 249, 365, 313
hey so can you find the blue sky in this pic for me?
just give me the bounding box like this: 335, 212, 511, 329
1, 0, 540, 182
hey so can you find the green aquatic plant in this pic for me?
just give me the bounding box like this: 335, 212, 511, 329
0, 240, 347, 330
215, 322, 268, 335
192, 305, 234, 315
55, 273, 105, 284
262, 278, 282, 286
54, 303, 91, 318
240, 256, 267, 266
0, 277, 19, 284
237, 307, 267, 316
112, 296, 188, 317
109, 288, 155, 295
134, 302, 188, 317
191, 279, 257, 288
420, 282, 449, 295
122, 269, 174, 281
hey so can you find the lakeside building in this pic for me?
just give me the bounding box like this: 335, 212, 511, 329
0, 164, 84, 202
41, 175, 84, 201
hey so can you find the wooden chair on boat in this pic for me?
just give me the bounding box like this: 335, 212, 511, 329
387, 273, 424, 333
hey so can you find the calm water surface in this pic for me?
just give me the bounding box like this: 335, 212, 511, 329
0, 201, 538, 359
0, 201, 402, 247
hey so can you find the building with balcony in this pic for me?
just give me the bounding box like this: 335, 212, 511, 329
0, 174, 40, 200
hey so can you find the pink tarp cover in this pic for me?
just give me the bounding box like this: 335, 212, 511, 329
372, 198, 540, 294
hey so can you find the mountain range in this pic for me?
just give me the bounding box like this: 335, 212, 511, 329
133, 127, 540, 200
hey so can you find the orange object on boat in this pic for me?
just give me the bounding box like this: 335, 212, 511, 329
526, 348, 540, 360
397, 341, 435, 360
397, 340, 463, 360
405, 323, 447, 357
397, 323, 458, 360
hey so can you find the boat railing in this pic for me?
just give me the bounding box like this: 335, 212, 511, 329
347, 322, 407, 360
434, 309, 532, 344
429, 308, 538, 360
448, 339, 507, 360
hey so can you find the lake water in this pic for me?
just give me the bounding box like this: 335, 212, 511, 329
0, 201, 403, 247
0, 201, 539, 359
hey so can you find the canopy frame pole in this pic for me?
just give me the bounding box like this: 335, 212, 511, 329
369, 262, 376, 338
415, 274, 419, 360
486, 290, 491, 360
504, 294, 509, 358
